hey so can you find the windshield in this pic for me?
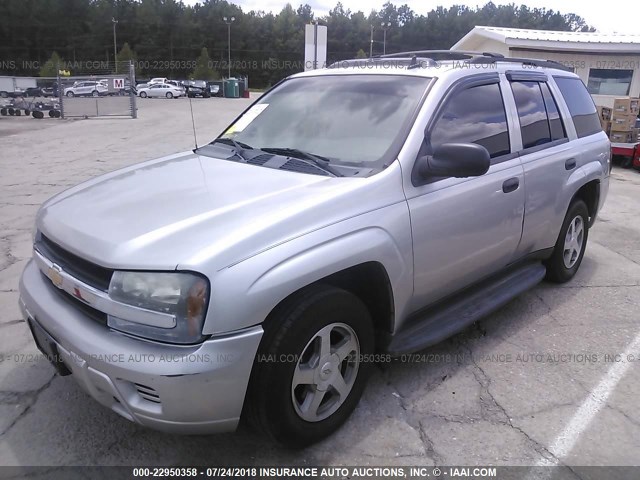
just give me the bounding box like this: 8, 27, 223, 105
216, 74, 430, 174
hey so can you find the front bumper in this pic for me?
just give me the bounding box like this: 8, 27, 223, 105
19, 259, 263, 434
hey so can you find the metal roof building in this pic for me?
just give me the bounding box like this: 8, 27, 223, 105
452, 26, 640, 107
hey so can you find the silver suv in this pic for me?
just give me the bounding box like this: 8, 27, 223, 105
19, 52, 610, 447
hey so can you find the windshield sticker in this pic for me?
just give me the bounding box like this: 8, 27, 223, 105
226, 104, 269, 134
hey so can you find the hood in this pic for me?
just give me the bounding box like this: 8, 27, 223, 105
37, 151, 369, 271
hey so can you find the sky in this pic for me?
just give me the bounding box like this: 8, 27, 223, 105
184, 0, 640, 34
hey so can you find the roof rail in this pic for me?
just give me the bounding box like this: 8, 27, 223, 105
379, 50, 504, 60
329, 51, 572, 72
467, 55, 573, 72
328, 57, 438, 69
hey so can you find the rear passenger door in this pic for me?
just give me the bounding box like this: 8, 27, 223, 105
505, 72, 596, 257
406, 74, 526, 309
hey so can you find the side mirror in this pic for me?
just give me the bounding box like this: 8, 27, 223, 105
417, 143, 491, 178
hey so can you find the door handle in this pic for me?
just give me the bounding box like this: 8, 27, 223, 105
502, 177, 520, 193
565, 158, 577, 170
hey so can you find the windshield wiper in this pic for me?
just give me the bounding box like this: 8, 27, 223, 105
260, 147, 342, 177
211, 137, 252, 162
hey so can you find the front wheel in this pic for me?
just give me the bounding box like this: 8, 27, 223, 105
544, 199, 589, 283
245, 285, 374, 448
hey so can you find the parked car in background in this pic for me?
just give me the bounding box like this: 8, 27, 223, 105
148, 77, 168, 85
23, 87, 45, 97
185, 80, 211, 98
137, 83, 184, 98
64, 81, 108, 97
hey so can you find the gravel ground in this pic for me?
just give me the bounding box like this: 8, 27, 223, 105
0, 97, 639, 470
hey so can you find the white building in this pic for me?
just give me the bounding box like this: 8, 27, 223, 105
452, 26, 640, 107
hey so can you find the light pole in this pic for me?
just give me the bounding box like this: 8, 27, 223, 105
369, 25, 374, 58
381, 22, 391, 56
112, 17, 118, 73
223, 16, 235, 79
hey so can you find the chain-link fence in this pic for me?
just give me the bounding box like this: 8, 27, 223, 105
57, 61, 137, 119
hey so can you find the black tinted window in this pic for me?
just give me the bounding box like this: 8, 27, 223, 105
430, 83, 510, 158
540, 83, 566, 141
511, 81, 551, 149
554, 77, 601, 138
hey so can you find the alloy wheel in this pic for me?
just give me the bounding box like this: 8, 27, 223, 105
563, 215, 584, 269
291, 322, 360, 422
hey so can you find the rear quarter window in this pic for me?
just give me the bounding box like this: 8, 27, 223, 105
553, 77, 602, 138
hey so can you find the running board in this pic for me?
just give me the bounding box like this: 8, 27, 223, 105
386, 262, 546, 355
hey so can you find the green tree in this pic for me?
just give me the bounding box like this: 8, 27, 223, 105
355, 48, 367, 58
192, 47, 219, 80
39, 52, 63, 77
116, 42, 136, 64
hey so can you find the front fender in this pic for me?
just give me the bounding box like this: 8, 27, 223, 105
204, 202, 413, 335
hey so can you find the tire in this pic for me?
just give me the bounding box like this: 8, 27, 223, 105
140, 91, 147, 98
33, 111, 44, 119
66, 91, 74, 97
91, 90, 99, 97
0, 108, 6, 116
54, 110, 61, 118
48, 110, 56, 118
166, 92, 173, 99
544, 200, 589, 283
8, 108, 14, 116
24, 109, 30, 116
245, 284, 374, 448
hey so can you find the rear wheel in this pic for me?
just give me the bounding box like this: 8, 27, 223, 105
91, 90, 99, 97
66, 91, 74, 97
544, 199, 589, 283
140, 91, 147, 98
166, 92, 173, 99
245, 285, 373, 448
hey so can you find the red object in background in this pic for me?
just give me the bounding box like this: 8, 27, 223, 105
611, 142, 640, 170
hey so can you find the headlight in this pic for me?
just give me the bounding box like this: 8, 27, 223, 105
107, 271, 209, 344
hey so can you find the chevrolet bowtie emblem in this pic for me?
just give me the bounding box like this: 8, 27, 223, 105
47, 264, 64, 289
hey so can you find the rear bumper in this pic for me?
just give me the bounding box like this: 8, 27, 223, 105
19, 259, 263, 434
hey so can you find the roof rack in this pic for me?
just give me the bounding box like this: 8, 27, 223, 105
380, 50, 572, 72
328, 57, 438, 69
330, 50, 572, 72
466, 55, 573, 72
378, 50, 504, 60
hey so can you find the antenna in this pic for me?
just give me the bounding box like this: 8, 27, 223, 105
188, 91, 198, 149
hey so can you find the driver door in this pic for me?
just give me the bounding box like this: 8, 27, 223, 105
406, 74, 525, 310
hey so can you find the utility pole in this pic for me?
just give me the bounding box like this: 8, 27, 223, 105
112, 18, 118, 73
223, 16, 235, 79
369, 25, 374, 58
381, 22, 391, 56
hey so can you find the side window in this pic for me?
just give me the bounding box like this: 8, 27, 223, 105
430, 82, 510, 159
510, 81, 551, 149
554, 77, 601, 138
540, 83, 567, 141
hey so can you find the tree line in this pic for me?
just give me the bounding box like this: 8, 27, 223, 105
0, 0, 593, 87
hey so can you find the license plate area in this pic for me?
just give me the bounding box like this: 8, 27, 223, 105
27, 317, 71, 376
